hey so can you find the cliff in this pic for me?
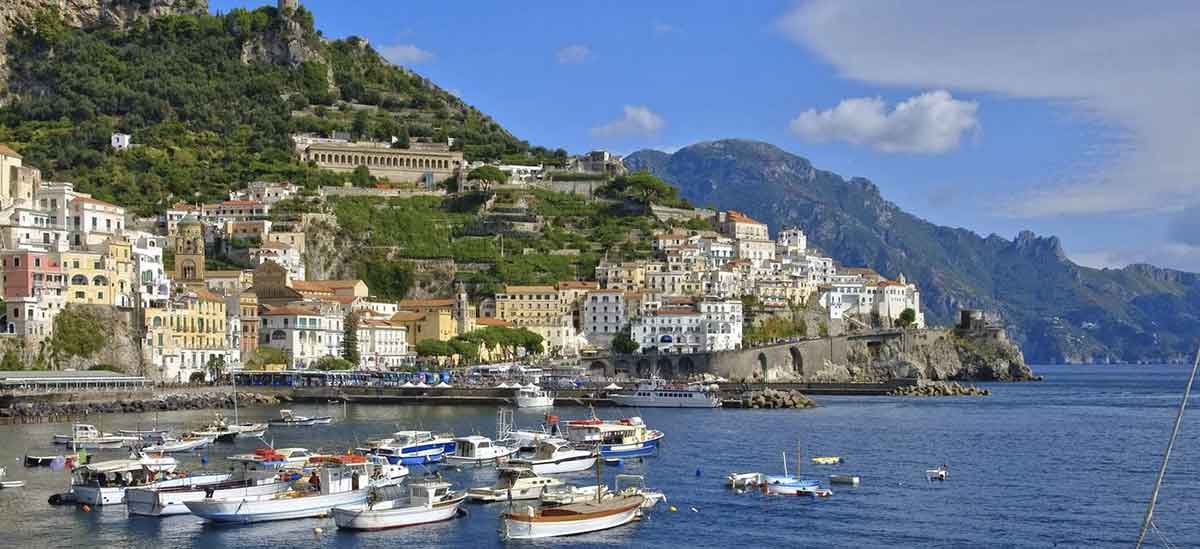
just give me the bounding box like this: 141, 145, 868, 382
0, 0, 207, 102
816, 329, 1034, 383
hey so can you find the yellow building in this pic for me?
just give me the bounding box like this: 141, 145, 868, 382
165, 285, 228, 382
391, 305, 457, 346
59, 239, 136, 307
494, 285, 561, 326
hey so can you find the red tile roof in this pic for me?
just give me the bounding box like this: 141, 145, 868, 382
475, 317, 510, 326
725, 210, 764, 225
0, 144, 22, 158
390, 311, 426, 322
398, 298, 455, 308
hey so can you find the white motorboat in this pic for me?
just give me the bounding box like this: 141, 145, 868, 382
358, 431, 456, 465
184, 456, 373, 523
64, 453, 222, 506
927, 465, 949, 481
52, 424, 140, 449
444, 436, 518, 467
467, 466, 564, 502
233, 423, 269, 439
502, 493, 645, 539
127, 472, 291, 516
228, 447, 323, 469
269, 409, 317, 427
362, 455, 409, 487
142, 436, 212, 453
514, 385, 554, 408
507, 438, 595, 475
188, 414, 240, 443
609, 379, 722, 408
614, 474, 666, 509
332, 480, 466, 530
564, 415, 664, 459
0, 467, 26, 489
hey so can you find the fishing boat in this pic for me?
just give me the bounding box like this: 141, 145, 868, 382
118, 428, 171, 441
268, 409, 317, 427
609, 379, 721, 408
444, 436, 518, 466
184, 456, 373, 524
127, 471, 291, 517
332, 480, 466, 530
228, 447, 322, 469
52, 424, 139, 449
514, 385, 554, 408
726, 472, 764, 490
467, 466, 564, 502
360, 454, 409, 487
762, 443, 832, 497
62, 453, 224, 506
507, 438, 595, 475
564, 415, 664, 459
142, 435, 213, 454
501, 494, 645, 539
0, 467, 25, 489
358, 431, 456, 465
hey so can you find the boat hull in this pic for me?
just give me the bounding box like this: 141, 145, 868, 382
332, 497, 465, 530
515, 396, 554, 408
609, 394, 720, 408
503, 502, 642, 539
444, 447, 518, 467
509, 454, 595, 475
184, 489, 369, 523
127, 479, 290, 516
598, 432, 663, 459
72, 473, 229, 506
143, 438, 212, 453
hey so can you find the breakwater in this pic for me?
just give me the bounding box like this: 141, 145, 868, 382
889, 381, 990, 397
0, 391, 282, 424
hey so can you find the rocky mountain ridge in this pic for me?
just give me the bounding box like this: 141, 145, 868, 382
626, 139, 1200, 364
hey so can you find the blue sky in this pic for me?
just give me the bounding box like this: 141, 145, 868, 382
213, 1, 1200, 272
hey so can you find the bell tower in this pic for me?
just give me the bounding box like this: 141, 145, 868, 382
175, 216, 205, 282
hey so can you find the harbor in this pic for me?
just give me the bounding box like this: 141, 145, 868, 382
0, 364, 1193, 547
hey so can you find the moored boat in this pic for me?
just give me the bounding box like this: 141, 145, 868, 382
609, 379, 721, 408
64, 453, 223, 506
228, 447, 321, 469
539, 484, 609, 506
143, 436, 212, 454
184, 456, 373, 523
467, 466, 564, 502
0, 467, 26, 489
268, 409, 317, 427
501, 494, 645, 539
332, 480, 466, 530
127, 472, 290, 516
52, 424, 140, 449
564, 416, 663, 459
444, 436, 518, 467
514, 385, 554, 408
357, 431, 456, 465
506, 438, 595, 475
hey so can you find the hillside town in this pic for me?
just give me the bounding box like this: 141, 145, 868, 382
0, 140, 923, 383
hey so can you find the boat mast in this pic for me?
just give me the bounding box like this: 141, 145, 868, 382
595, 449, 603, 503
781, 451, 788, 478
232, 370, 239, 424
797, 439, 802, 480
1136, 346, 1200, 548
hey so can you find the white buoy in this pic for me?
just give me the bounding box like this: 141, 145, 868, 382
690, 506, 699, 513
312, 527, 323, 537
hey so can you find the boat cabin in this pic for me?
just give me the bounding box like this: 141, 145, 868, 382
529, 438, 575, 459
453, 436, 494, 458
72, 461, 160, 488
566, 418, 648, 445
408, 480, 453, 505
71, 424, 102, 439
494, 467, 557, 490
317, 458, 372, 495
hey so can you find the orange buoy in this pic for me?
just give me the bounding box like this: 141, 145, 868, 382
81, 504, 92, 512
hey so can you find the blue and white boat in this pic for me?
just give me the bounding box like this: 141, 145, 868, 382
358, 431, 456, 465
762, 446, 832, 497
564, 416, 664, 459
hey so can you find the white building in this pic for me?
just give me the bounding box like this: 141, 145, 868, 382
631, 298, 743, 354
357, 319, 409, 370
250, 241, 305, 281
129, 230, 170, 304
819, 273, 924, 328
582, 289, 628, 345
230, 181, 299, 205
777, 228, 807, 258
260, 302, 344, 369
111, 133, 132, 151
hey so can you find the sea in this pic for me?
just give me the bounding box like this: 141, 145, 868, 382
1, 363, 1198, 548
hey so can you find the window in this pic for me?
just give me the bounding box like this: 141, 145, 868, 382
75, 291, 84, 299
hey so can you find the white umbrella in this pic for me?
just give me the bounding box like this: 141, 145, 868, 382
434, 382, 452, 388
603, 383, 623, 390
400, 381, 415, 388
495, 382, 510, 389
413, 382, 429, 388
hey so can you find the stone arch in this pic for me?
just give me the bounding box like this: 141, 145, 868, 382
656, 357, 674, 379
678, 356, 696, 379
790, 347, 804, 376
758, 352, 769, 379
636, 358, 652, 377
615, 359, 631, 379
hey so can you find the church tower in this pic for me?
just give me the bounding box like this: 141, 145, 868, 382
455, 281, 470, 335
175, 215, 205, 282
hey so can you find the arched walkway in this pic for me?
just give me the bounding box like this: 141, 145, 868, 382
656, 357, 674, 379
790, 347, 804, 376
758, 353, 769, 379
588, 360, 607, 377
636, 358, 652, 377
678, 356, 696, 379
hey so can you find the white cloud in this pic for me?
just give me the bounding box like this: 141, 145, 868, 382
555, 45, 591, 64
591, 105, 665, 138
1072, 243, 1200, 272
379, 44, 434, 65
777, 1, 1200, 216
788, 91, 978, 154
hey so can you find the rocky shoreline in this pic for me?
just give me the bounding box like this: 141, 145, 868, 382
0, 391, 282, 422
736, 388, 816, 409
890, 381, 990, 397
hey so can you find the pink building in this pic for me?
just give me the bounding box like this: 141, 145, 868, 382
2, 250, 65, 336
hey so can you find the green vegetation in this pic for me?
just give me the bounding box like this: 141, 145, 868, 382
245, 346, 288, 369
189, 371, 207, 384
0, 350, 23, 371
0, 6, 547, 215
415, 339, 452, 358
341, 312, 360, 365
744, 316, 807, 346
315, 355, 354, 370
47, 305, 110, 369
467, 165, 509, 185
612, 330, 638, 354
897, 308, 916, 328
598, 172, 691, 209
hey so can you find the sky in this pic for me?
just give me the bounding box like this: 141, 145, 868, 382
212, 1, 1200, 272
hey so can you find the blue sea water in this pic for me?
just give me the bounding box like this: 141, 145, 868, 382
2, 364, 1199, 548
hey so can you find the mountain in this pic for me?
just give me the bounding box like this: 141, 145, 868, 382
625, 139, 1200, 364
0, 2, 546, 215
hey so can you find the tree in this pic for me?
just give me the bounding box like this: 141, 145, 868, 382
612, 331, 638, 354
48, 305, 110, 369
449, 337, 479, 363
246, 346, 288, 369
342, 312, 361, 366
467, 165, 509, 186
205, 355, 226, 381
599, 172, 689, 208
0, 350, 23, 371
351, 165, 374, 187
351, 109, 371, 139
189, 371, 207, 384
897, 308, 917, 328
415, 339, 452, 358
357, 259, 414, 300
315, 355, 354, 370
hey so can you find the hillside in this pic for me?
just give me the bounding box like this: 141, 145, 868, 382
0, 2, 550, 215
625, 139, 1200, 364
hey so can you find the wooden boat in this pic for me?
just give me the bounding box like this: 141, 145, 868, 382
540, 484, 609, 506
811, 456, 843, 465
142, 436, 213, 453
507, 438, 594, 475
444, 435, 518, 466
467, 466, 563, 502
761, 442, 833, 497
184, 456, 372, 523
564, 415, 664, 459
127, 472, 290, 516
502, 494, 645, 539
332, 480, 466, 530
